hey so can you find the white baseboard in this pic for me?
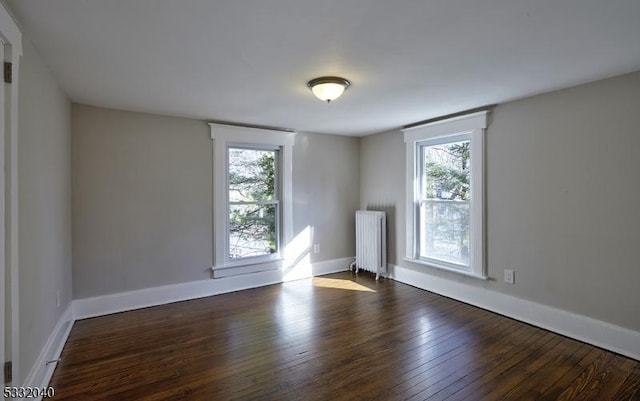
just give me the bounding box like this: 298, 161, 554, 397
73, 257, 352, 320
313, 257, 351, 275
21, 305, 74, 399
388, 264, 640, 361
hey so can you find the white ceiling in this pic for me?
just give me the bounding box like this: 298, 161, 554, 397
6, 0, 640, 136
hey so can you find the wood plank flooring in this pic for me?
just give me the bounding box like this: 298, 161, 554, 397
49, 272, 640, 400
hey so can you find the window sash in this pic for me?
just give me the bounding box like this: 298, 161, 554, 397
417, 199, 470, 269
226, 146, 282, 262
417, 133, 471, 201
415, 133, 474, 270
416, 135, 472, 269
228, 201, 280, 261
228, 145, 280, 201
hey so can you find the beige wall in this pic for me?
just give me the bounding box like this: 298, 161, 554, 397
293, 131, 359, 262
72, 105, 213, 298
72, 106, 359, 298
360, 71, 640, 332
18, 39, 72, 380
359, 129, 405, 265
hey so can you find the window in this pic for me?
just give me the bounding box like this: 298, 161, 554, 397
403, 111, 487, 278
210, 124, 294, 278
228, 146, 280, 260
419, 136, 471, 266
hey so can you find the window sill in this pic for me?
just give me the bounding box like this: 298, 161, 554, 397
402, 257, 488, 280
211, 257, 284, 278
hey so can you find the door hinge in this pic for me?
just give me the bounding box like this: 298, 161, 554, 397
4, 361, 12, 383
4, 62, 12, 83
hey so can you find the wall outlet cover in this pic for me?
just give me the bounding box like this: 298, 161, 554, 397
504, 269, 515, 284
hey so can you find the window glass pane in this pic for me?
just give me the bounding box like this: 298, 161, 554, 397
420, 201, 470, 265
420, 140, 471, 266
229, 204, 277, 260
422, 140, 470, 201
229, 148, 276, 202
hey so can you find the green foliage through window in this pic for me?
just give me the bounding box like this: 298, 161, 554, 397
228, 148, 278, 259
420, 140, 471, 265
424, 141, 470, 201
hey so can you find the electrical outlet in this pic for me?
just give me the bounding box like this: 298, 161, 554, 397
313, 244, 320, 254
504, 269, 515, 284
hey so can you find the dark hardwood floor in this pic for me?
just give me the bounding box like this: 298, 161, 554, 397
49, 272, 640, 400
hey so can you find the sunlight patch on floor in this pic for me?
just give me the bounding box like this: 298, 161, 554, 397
312, 277, 376, 292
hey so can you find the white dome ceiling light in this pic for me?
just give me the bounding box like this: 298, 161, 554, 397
307, 77, 351, 103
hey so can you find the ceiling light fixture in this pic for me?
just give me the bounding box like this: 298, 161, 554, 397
307, 76, 351, 103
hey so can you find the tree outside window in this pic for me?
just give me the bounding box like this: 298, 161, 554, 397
420, 140, 471, 266
228, 147, 279, 260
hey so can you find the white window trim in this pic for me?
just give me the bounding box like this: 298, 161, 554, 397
1, 1, 23, 386
209, 123, 294, 276
402, 111, 488, 279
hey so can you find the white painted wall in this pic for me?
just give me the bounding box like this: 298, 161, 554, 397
360, 71, 640, 332
17, 38, 72, 382
71, 105, 359, 299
